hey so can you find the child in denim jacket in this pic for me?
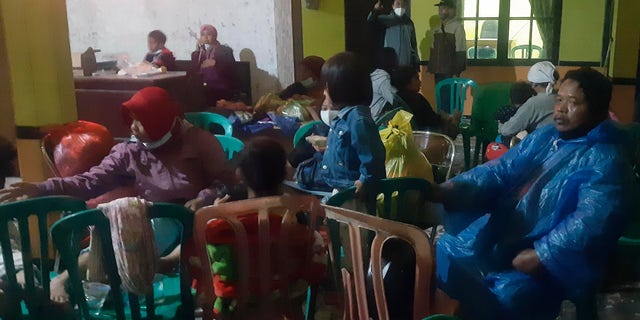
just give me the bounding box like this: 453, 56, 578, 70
318, 52, 386, 196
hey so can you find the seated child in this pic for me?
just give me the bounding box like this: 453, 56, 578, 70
190, 137, 326, 316
144, 30, 176, 70
318, 52, 387, 198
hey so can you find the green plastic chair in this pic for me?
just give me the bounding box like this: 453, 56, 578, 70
185, 112, 233, 136
293, 120, 323, 148
510, 44, 544, 59
460, 82, 512, 170
215, 135, 244, 160
51, 203, 195, 320
0, 196, 87, 319
434, 78, 478, 115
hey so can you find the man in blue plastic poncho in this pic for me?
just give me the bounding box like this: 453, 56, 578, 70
431, 67, 638, 319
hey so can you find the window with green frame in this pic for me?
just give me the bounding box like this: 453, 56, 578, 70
461, 0, 562, 65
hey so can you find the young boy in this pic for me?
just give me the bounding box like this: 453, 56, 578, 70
144, 30, 176, 71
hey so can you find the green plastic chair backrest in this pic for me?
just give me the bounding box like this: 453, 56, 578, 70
435, 78, 478, 114
467, 46, 497, 59
50, 203, 195, 320
293, 120, 323, 148
511, 44, 543, 59
185, 112, 233, 136
375, 107, 405, 129
469, 82, 512, 141
215, 135, 244, 160
0, 196, 86, 318
326, 177, 435, 229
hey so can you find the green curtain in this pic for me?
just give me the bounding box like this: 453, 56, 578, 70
529, 0, 556, 58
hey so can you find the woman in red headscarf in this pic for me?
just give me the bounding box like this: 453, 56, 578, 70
0, 86, 235, 302
191, 24, 237, 106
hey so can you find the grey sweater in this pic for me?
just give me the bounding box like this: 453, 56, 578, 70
499, 93, 556, 137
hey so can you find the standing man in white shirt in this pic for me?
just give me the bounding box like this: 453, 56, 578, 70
428, 0, 467, 113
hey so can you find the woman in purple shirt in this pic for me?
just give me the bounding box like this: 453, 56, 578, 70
0, 86, 234, 302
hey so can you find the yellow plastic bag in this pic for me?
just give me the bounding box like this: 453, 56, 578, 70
379, 110, 434, 183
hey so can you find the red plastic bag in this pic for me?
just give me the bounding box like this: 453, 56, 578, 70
50, 121, 115, 177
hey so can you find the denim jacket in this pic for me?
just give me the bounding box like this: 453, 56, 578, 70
320, 105, 386, 190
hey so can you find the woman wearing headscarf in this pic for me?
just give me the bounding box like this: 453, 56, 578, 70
0, 86, 235, 302
191, 24, 237, 106
432, 68, 638, 319
279, 55, 325, 105
498, 61, 559, 139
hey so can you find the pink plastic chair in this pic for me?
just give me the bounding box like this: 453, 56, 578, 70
193, 194, 325, 320
322, 204, 440, 320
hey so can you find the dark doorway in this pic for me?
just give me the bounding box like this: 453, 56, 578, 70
345, 0, 397, 69
635, 40, 639, 122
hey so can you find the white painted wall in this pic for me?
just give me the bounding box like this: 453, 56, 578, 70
66, 0, 283, 100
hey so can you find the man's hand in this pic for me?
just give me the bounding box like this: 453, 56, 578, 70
373, 0, 383, 11
512, 249, 542, 275
0, 182, 39, 203
201, 59, 216, 68
185, 197, 206, 211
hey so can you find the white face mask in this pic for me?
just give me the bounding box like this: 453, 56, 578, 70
141, 130, 173, 149
203, 44, 212, 50
300, 77, 315, 88
136, 118, 178, 150
321, 110, 340, 126
394, 7, 406, 16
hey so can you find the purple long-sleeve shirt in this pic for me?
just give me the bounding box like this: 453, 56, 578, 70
36, 126, 234, 205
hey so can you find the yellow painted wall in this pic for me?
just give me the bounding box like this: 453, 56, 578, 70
559, 0, 606, 62
413, 0, 440, 61
0, 0, 76, 127
301, 0, 345, 59
0, 2, 16, 142
609, 0, 640, 78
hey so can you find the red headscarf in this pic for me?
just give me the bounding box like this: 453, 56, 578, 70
122, 87, 182, 141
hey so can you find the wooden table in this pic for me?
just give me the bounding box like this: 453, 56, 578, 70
74, 72, 194, 137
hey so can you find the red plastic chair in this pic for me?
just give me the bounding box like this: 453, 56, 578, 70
321, 204, 451, 320
193, 195, 325, 320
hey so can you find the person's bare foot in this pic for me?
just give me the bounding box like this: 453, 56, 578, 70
50, 272, 70, 303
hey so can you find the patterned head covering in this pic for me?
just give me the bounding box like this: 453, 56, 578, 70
200, 24, 218, 39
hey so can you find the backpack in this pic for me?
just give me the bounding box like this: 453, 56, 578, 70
294, 153, 332, 192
